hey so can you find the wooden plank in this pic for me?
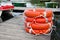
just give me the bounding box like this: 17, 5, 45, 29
0, 15, 50, 40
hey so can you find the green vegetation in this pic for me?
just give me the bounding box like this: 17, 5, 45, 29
30, 0, 40, 4
0, 0, 1, 2
46, 2, 58, 8
30, 0, 45, 7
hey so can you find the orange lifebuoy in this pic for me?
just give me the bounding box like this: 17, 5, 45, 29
24, 21, 27, 27
25, 17, 34, 22
46, 10, 53, 17
30, 22, 53, 30
24, 21, 53, 30
25, 17, 52, 23
36, 9, 53, 17
24, 9, 53, 35
24, 9, 53, 18
35, 8, 45, 12
25, 28, 40, 34
24, 10, 40, 18
25, 27, 51, 35
35, 17, 52, 23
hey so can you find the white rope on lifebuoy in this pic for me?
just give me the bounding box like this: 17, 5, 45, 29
27, 22, 30, 28
33, 8, 35, 12
43, 11, 49, 22
29, 28, 37, 35
44, 17, 48, 22
29, 28, 32, 33
44, 11, 46, 18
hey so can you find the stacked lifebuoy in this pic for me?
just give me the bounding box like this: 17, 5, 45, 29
24, 8, 53, 35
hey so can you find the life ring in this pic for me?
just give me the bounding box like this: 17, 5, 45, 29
25, 27, 51, 35
30, 21, 53, 30
25, 17, 52, 23
24, 9, 53, 18
35, 8, 45, 12
25, 17, 34, 22
24, 10, 40, 18
25, 28, 40, 34
46, 10, 53, 17
35, 17, 52, 23
36, 9, 53, 17
24, 21, 53, 30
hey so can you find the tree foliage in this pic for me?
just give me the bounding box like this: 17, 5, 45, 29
30, 0, 41, 4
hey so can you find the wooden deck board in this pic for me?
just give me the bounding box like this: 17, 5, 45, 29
0, 15, 50, 40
